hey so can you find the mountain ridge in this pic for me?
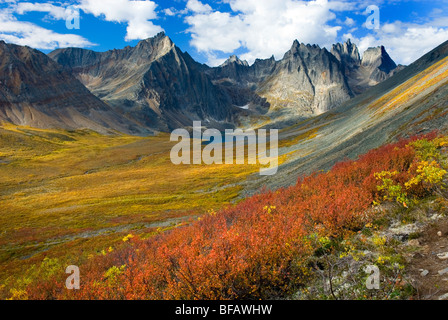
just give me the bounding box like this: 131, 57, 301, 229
0, 41, 152, 135
206, 38, 401, 116
49, 32, 240, 131
0, 33, 426, 135
49, 34, 402, 129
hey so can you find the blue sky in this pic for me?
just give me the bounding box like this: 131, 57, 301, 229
0, 0, 447, 66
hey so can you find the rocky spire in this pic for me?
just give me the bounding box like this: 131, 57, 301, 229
220, 55, 249, 67
361, 45, 397, 73
331, 39, 361, 65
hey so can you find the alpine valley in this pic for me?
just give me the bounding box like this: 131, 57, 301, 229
1, 31, 448, 301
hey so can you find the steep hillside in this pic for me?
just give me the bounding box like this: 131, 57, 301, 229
0, 41, 150, 135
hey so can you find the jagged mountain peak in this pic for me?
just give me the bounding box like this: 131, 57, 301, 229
149, 31, 167, 40
289, 40, 315, 50
344, 38, 356, 50
130, 33, 178, 63
289, 40, 322, 50
254, 55, 276, 64
49, 33, 236, 131
291, 39, 300, 48
136, 31, 169, 45
286, 39, 303, 55
284, 40, 328, 61
136, 32, 174, 50
46, 34, 406, 132
0, 41, 64, 79
362, 45, 397, 73
331, 39, 361, 64
330, 40, 399, 94
49, 32, 177, 69
0, 41, 151, 135
220, 55, 249, 67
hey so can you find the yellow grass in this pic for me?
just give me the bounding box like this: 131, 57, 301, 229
368, 56, 448, 116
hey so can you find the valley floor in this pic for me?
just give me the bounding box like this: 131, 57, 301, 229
1, 129, 446, 300
0, 124, 264, 295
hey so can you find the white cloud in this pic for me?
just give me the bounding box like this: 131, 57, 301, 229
0, 9, 94, 50
344, 21, 448, 65
14, 2, 70, 20
344, 17, 355, 26
185, 0, 345, 66
2, 0, 447, 67
2, 1, 164, 44
381, 23, 398, 34
184, 0, 448, 67
79, 0, 163, 41
186, 0, 212, 14
164, 8, 176, 17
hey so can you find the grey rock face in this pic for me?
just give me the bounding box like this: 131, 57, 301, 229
332, 40, 400, 95
361, 46, 398, 84
362, 46, 397, 73
263, 41, 352, 114
210, 39, 399, 117
0, 41, 150, 135
208, 41, 353, 117
49, 32, 238, 131
331, 38, 361, 71
42, 35, 401, 131
221, 55, 249, 68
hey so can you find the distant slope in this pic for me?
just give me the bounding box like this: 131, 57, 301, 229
244, 40, 448, 193
0, 41, 151, 135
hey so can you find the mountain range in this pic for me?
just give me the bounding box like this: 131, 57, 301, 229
2, 31, 448, 302
0, 32, 404, 133
0, 40, 153, 135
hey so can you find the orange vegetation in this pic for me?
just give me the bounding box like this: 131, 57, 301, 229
21, 132, 447, 300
